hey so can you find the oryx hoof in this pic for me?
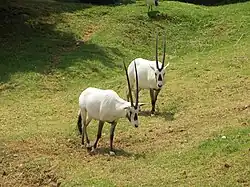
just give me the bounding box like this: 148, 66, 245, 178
86, 143, 92, 151
109, 151, 116, 156
90, 147, 97, 155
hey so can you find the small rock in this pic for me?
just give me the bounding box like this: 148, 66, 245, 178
109, 151, 116, 156
221, 136, 226, 139
149, 129, 153, 132
168, 128, 174, 133
241, 122, 247, 126
57, 181, 61, 187
2, 171, 7, 176
224, 163, 231, 168
237, 179, 246, 183
50, 181, 57, 187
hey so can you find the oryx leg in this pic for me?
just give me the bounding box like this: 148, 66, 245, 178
81, 110, 92, 148
93, 121, 105, 151
150, 88, 155, 114
80, 109, 87, 145
109, 121, 117, 156
153, 89, 161, 113
150, 89, 161, 114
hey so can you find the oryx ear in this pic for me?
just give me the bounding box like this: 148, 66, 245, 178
123, 106, 130, 110
138, 103, 146, 107
150, 64, 155, 71
163, 63, 170, 70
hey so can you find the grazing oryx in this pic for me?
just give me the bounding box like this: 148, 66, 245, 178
146, 0, 159, 12
77, 61, 142, 156
126, 33, 169, 115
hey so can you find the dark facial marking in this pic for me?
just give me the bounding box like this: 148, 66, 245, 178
158, 74, 162, 81
134, 113, 138, 121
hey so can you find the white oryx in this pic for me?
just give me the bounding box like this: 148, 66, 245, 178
77, 61, 142, 155
126, 33, 169, 115
146, 0, 159, 12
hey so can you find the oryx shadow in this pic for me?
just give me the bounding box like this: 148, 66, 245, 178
88, 147, 146, 159
146, 10, 181, 23
139, 110, 175, 121
168, 0, 250, 6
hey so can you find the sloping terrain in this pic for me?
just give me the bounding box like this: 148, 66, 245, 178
0, 0, 250, 186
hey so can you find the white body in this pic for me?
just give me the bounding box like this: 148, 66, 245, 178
128, 58, 166, 90
79, 87, 132, 123
146, 0, 155, 6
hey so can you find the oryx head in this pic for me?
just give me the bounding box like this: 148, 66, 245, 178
123, 60, 141, 128
150, 33, 170, 89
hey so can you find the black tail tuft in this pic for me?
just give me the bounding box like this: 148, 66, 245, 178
77, 112, 82, 134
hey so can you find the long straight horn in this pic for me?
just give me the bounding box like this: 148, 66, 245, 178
156, 32, 160, 70
134, 61, 139, 108
161, 33, 166, 70
123, 60, 134, 107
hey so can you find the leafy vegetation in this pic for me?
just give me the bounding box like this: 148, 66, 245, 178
1, 0, 250, 186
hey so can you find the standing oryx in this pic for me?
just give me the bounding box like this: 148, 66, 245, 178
146, 0, 159, 12
126, 33, 169, 115
77, 61, 142, 156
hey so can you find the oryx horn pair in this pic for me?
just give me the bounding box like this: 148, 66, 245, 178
155, 32, 167, 71
123, 60, 139, 108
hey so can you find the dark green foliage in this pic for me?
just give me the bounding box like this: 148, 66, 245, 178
78, 0, 135, 5
169, 0, 250, 6
79, 0, 117, 5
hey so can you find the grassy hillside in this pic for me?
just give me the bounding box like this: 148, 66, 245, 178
1, 0, 250, 186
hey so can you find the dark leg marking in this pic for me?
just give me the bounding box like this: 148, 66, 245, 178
150, 88, 155, 114
83, 122, 91, 150
110, 122, 117, 154
93, 121, 105, 149
81, 114, 85, 145
153, 89, 161, 113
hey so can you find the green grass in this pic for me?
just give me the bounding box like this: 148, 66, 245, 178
1, 0, 250, 186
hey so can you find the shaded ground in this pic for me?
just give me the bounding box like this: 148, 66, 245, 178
168, 0, 250, 6
1, 0, 250, 186
0, 1, 123, 83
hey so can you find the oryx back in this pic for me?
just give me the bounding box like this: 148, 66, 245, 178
79, 87, 128, 122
